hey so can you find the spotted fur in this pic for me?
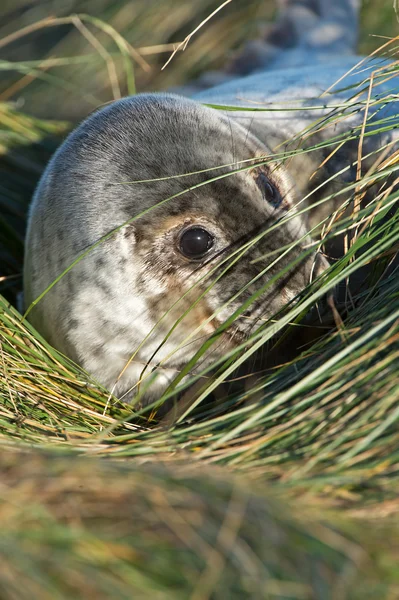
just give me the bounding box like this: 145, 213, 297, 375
24, 1, 398, 403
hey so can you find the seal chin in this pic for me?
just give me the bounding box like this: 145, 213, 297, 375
114, 365, 180, 405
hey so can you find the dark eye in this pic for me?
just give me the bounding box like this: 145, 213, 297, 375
256, 172, 282, 208
179, 227, 214, 260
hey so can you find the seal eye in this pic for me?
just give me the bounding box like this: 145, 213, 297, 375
179, 227, 214, 260
256, 172, 282, 208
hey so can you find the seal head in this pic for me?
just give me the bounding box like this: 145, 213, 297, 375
24, 93, 327, 401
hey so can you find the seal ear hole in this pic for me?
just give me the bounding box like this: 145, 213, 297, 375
178, 226, 214, 261
256, 172, 283, 208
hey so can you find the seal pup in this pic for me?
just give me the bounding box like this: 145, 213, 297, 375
23, 0, 398, 403
24, 94, 327, 401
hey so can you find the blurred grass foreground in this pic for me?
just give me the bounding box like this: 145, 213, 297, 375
0, 1, 399, 599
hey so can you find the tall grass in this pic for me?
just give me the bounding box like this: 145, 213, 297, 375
0, 0, 271, 120
0, 1, 398, 598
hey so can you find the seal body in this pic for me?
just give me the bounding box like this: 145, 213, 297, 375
23, 2, 399, 402
196, 57, 399, 226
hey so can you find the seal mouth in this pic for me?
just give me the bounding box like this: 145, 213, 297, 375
214, 321, 251, 354
207, 312, 249, 344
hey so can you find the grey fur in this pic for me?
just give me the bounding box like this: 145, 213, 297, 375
24, 0, 398, 402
